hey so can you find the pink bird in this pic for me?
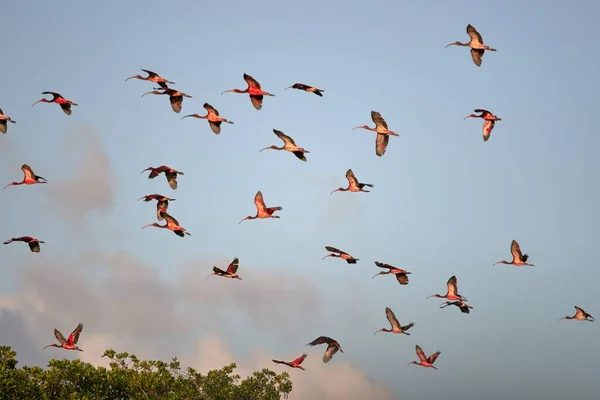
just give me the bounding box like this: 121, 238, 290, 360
142, 88, 192, 113
32, 92, 78, 115
445, 24, 497, 67
272, 354, 308, 371
3, 236, 45, 253
125, 69, 175, 89
141, 166, 184, 190
372, 262, 411, 285
138, 194, 176, 221
239, 191, 282, 224
353, 111, 399, 157
559, 306, 594, 322
3, 164, 47, 189
493, 240, 534, 267
284, 83, 324, 97
330, 169, 373, 194
463, 109, 502, 142
142, 211, 191, 237
208, 257, 242, 280
427, 275, 468, 302
44, 323, 84, 351
182, 103, 234, 134
306, 336, 344, 363
221, 73, 275, 110
407, 345, 441, 370
374, 307, 414, 335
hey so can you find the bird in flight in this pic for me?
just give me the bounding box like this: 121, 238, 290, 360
284, 83, 324, 97
125, 69, 175, 89
260, 129, 310, 161
239, 191, 282, 224
330, 169, 373, 194
306, 336, 344, 363
0, 108, 16, 134
32, 92, 78, 115
463, 109, 502, 142
439, 301, 474, 314
374, 307, 415, 335
142, 88, 192, 113
141, 166, 184, 190
3, 164, 47, 189
272, 354, 308, 370
407, 345, 441, 370
353, 111, 399, 157
138, 194, 176, 221
427, 275, 468, 302
44, 323, 84, 351
322, 246, 359, 264
3, 236, 45, 253
493, 240, 534, 267
182, 103, 234, 135
142, 211, 191, 237
445, 24, 497, 67
208, 257, 242, 280
372, 262, 411, 285
559, 306, 594, 322
221, 73, 275, 110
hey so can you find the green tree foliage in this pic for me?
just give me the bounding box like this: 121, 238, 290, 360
0, 346, 293, 400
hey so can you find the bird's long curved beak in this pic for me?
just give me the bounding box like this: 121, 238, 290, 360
322, 255, 330, 260
329, 189, 339, 195
559, 317, 566, 321
221, 90, 232, 95
140, 168, 152, 174
432, 366, 438, 370
43, 344, 53, 349
141, 224, 152, 230
239, 217, 249, 224
259, 147, 270, 152
284, 86, 293, 90
373, 329, 382, 335
181, 114, 194, 119
125, 76, 135, 81
426, 295, 435, 299
352, 126, 362, 130
444, 43, 456, 48
463, 115, 474, 121
2, 183, 13, 190
371, 273, 380, 279
31, 100, 43, 107
141, 92, 153, 97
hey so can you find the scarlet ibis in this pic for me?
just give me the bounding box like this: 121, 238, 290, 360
141, 166, 184, 190
182, 103, 234, 135
445, 24, 497, 67
3, 236, 45, 253
44, 323, 84, 351
284, 83, 324, 97
142, 88, 192, 113
272, 354, 307, 371
330, 168, 373, 194
407, 345, 440, 370
353, 111, 399, 157
439, 301, 474, 314
259, 129, 310, 161
559, 306, 594, 322
239, 191, 282, 224
374, 307, 414, 335
493, 240, 534, 267
0, 108, 16, 134
427, 275, 468, 301
221, 73, 275, 110
3, 164, 47, 189
463, 109, 502, 142
32, 92, 78, 115
322, 246, 359, 264
306, 336, 344, 363
208, 257, 242, 280
125, 69, 175, 89
142, 211, 191, 237
372, 262, 411, 285
138, 194, 176, 221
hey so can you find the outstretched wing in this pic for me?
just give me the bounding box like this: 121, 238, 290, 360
511, 240, 523, 261
273, 129, 296, 145
250, 95, 263, 110
415, 345, 427, 362
325, 246, 344, 255
428, 351, 441, 364
470, 48, 484, 67
307, 336, 334, 347
447, 275, 458, 296
226, 258, 239, 274
203, 103, 219, 116
254, 191, 267, 211
54, 329, 67, 345
371, 111, 388, 129
395, 273, 410, 285
292, 353, 307, 365
323, 344, 339, 363
68, 323, 84, 345
212, 266, 226, 275
466, 24, 483, 45
482, 119, 495, 142
374, 262, 394, 270
161, 212, 180, 227
28, 241, 41, 253
345, 169, 359, 186
21, 164, 36, 180
244, 73, 262, 89
165, 172, 178, 190
385, 307, 401, 330
169, 96, 183, 113
209, 121, 222, 134
375, 133, 389, 157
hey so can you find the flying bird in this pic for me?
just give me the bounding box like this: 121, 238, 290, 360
208, 257, 242, 280
427, 275, 468, 302
32, 92, 78, 115
372, 262, 411, 285
353, 111, 399, 157
221, 73, 275, 110
0, 108, 16, 134
125, 69, 175, 89
43, 323, 84, 351
445, 24, 497, 67
141, 166, 184, 190
306, 336, 344, 363
138, 194, 176, 221
142, 88, 192, 113
374, 307, 414, 335
182, 103, 234, 134
559, 306, 594, 322
3, 164, 47, 189
322, 246, 359, 264
284, 83, 324, 97
239, 191, 282, 224
493, 240, 534, 267
3, 236, 45, 253
463, 109, 502, 142
439, 301, 474, 314
142, 211, 191, 237
330, 169, 373, 194
260, 129, 310, 161
407, 345, 441, 370
272, 354, 307, 371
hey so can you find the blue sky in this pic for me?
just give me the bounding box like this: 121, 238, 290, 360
1, 1, 599, 399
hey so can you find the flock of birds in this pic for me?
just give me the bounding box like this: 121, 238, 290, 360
1, 23, 595, 377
